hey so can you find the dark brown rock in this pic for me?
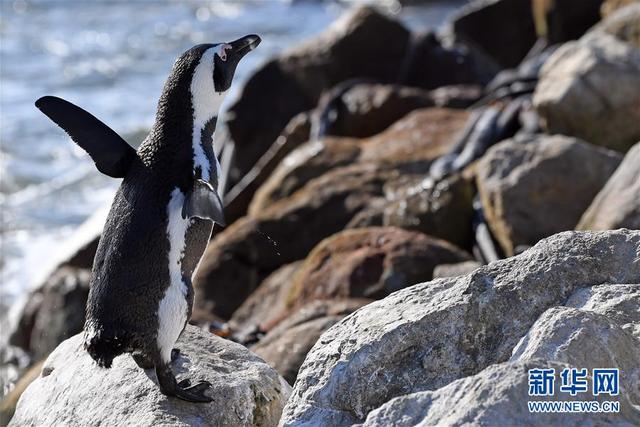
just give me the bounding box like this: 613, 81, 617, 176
476, 134, 622, 256
286, 227, 471, 309
451, 0, 537, 68
251, 108, 470, 214
578, 141, 640, 230
225, 6, 410, 185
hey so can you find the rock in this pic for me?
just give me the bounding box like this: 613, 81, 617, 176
398, 31, 499, 90
10, 326, 290, 427
450, 0, 537, 68
476, 134, 622, 256
591, 3, 640, 48
225, 6, 410, 185
280, 230, 640, 425
511, 307, 640, 407
578, 141, 640, 230
251, 299, 368, 386
601, 0, 640, 17
0, 360, 44, 426
427, 84, 483, 109
531, 0, 603, 44
224, 112, 312, 225
533, 33, 640, 152
565, 284, 640, 340
358, 360, 640, 426
433, 260, 481, 278
251, 108, 470, 214
195, 163, 403, 319
9, 267, 90, 360
381, 172, 476, 250
314, 83, 434, 139
286, 227, 472, 310
229, 262, 303, 336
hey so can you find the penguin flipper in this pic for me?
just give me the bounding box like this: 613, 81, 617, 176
35, 96, 136, 178
182, 179, 226, 226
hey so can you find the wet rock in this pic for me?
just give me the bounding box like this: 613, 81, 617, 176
591, 3, 640, 48
450, 0, 536, 68
565, 284, 640, 340
280, 230, 640, 425
225, 6, 410, 185
533, 33, 640, 152
381, 173, 475, 249
358, 360, 640, 426
314, 83, 433, 139
229, 262, 302, 337
195, 163, 404, 319
251, 108, 470, 214
476, 134, 622, 256
286, 227, 471, 309
578, 141, 640, 231
399, 31, 499, 90
9, 267, 90, 360
433, 260, 481, 278
10, 326, 290, 427
251, 300, 368, 386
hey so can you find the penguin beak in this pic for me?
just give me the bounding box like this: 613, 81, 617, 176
213, 34, 261, 92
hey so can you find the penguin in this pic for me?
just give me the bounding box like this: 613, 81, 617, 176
35, 34, 261, 402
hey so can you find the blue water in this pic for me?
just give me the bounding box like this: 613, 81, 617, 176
0, 0, 465, 308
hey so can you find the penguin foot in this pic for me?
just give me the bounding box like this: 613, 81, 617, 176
156, 364, 213, 403
132, 353, 154, 370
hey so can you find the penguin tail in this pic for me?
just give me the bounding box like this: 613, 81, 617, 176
83, 323, 127, 369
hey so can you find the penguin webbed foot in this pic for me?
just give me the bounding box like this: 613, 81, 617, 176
156, 364, 213, 403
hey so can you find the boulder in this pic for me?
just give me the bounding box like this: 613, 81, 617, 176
511, 307, 640, 407
286, 227, 472, 310
601, 0, 640, 17
0, 360, 44, 426
398, 31, 499, 90
433, 260, 481, 278
358, 360, 640, 426
578, 141, 640, 230
251, 108, 469, 214
195, 163, 403, 319
251, 299, 369, 386
381, 172, 476, 250
591, 3, 640, 48
228, 262, 302, 337
450, 0, 537, 68
10, 326, 290, 427
280, 230, 640, 425
531, 0, 603, 44
476, 134, 622, 256
565, 284, 640, 340
533, 33, 640, 152
9, 267, 90, 360
225, 6, 410, 185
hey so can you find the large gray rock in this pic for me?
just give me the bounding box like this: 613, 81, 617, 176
566, 284, 640, 340
280, 230, 640, 426
592, 3, 640, 48
358, 360, 640, 426
533, 33, 640, 152
578, 141, 640, 231
476, 134, 622, 256
10, 326, 290, 427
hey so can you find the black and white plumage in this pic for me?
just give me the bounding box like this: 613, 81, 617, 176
35, 35, 260, 402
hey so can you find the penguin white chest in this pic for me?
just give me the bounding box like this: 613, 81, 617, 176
157, 188, 191, 363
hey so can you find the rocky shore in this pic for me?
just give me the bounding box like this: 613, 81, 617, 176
3, 0, 640, 425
